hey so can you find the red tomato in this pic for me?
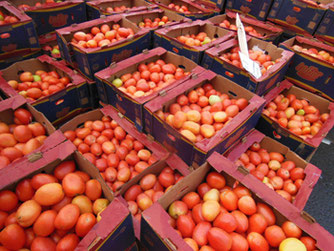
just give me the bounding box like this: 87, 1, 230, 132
207, 227, 232, 251
0, 223, 26, 250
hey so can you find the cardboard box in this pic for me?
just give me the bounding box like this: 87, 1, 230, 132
117, 153, 190, 239
56, 15, 151, 80
0, 139, 138, 251
94, 47, 203, 131
144, 70, 265, 167
141, 152, 334, 251
0, 1, 39, 55
0, 48, 42, 70
153, 20, 235, 64
0, 95, 66, 171
279, 36, 334, 102
225, 0, 274, 21
256, 80, 334, 160
208, 11, 283, 44
201, 36, 294, 96
315, 3, 334, 44
86, 0, 158, 20
189, 0, 225, 10
152, 0, 217, 20
226, 129, 321, 210
0, 55, 88, 125
267, 0, 331, 36
11, 0, 87, 36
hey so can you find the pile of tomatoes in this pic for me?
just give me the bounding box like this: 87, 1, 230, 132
124, 167, 183, 221
0, 160, 109, 250
167, 171, 316, 251
7, 71, 72, 101
176, 32, 215, 47
235, 142, 306, 202
112, 59, 190, 98
0, 108, 47, 169
18, 0, 62, 9
138, 16, 170, 28
156, 83, 248, 143
220, 46, 281, 75
72, 24, 134, 49
167, 4, 192, 14
218, 20, 263, 38
0, 11, 19, 25
292, 45, 334, 65
106, 5, 130, 13
63, 116, 158, 192
263, 93, 329, 138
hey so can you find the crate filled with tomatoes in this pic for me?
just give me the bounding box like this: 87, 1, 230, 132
0, 95, 65, 170
226, 129, 321, 210
11, 0, 87, 36
279, 36, 334, 102
39, 33, 61, 60
153, 20, 235, 64
207, 11, 283, 44
201, 36, 294, 96
0, 1, 40, 57
144, 70, 265, 166
124, 8, 190, 44
116, 152, 190, 239
256, 80, 334, 160
150, 0, 217, 20
0, 55, 88, 125
0, 139, 139, 250
141, 152, 334, 251
56, 15, 151, 80
267, 0, 331, 37
86, 0, 157, 20
94, 47, 203, 131
60, 105, 171, 194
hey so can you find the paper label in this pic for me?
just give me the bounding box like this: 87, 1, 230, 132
239, 51, 262, 79
236, 13, 249, 57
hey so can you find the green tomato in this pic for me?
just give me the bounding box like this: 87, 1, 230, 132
112, 78, 123, 88
33, 75, 41, 82
209, 95, 221, 105
297, 109, 305, 116
51, 48, 60, 55
0, 15, 4, 21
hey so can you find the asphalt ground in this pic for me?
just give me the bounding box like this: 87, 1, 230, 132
305, 128, 334, 235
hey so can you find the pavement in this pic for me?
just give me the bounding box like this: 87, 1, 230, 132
305, 128, 334, 235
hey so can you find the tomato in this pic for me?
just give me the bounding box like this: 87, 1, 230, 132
231, 210, 248, 233
202, 200, 220, 222
0, 211, 8, 229
136, 193, 153, 211
220, 190, 238, 211
14, 108, 32, 125
31, 173, 57, 190
248, 213, 268, 234
207, 227, 232, 251
168, 201, 188, 219
281, 221, 302, 238
237, 195, 256, 215
16, 200, 42, 227
233, 186, 251, 198
230, 232, 249, 251
0, 133, 16, 148
182, 192, 200, 210
13, 125, 32, 143
56, 234, 79, 251
264, 225, 286, 247
54, 204, 80, 230
256, 202, 276, 226
249, 152, 261, 166
62, 173, 85, 197
33, 210, 57, 237
75, 213, 96, 237
54, 160, 76, 180
206, 172, 226, 189
300, 236, 316, 251
85, 179, 102, 201
176, 214, 195, 238
22, 138, 41, 155
0, 190, 18, 211
247, 232, 269, 251
93, 198, 109, 215
290, 168, 305, 181
25, 227, 35, 248
34, 183, 64, 206
0, 223, 26, 250
31, 237, 56, 251
197, 183, 211, 198
5, 212, 17, 226
269, 152, 284, 162
213, 212, 237, 233
158, 172, 175, 188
